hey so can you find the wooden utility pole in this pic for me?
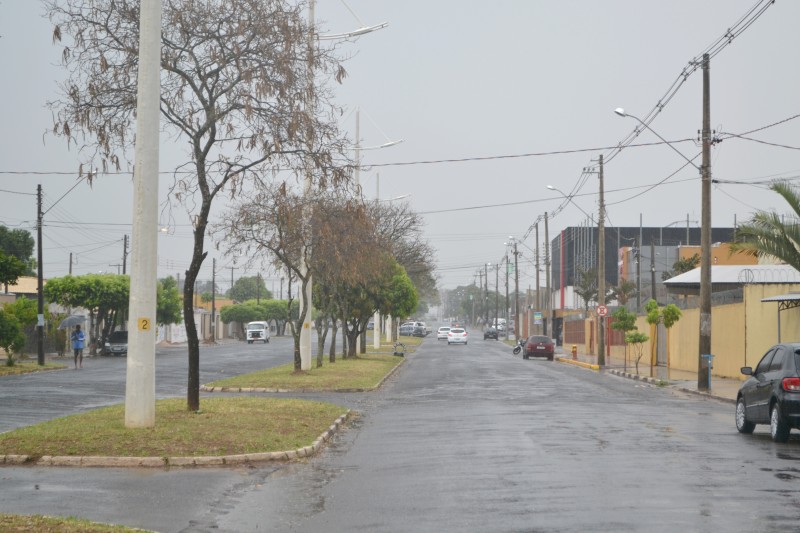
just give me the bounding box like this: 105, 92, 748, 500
698, 53, 712, 391
597, 155, 606, 366
37, 184, 44, 366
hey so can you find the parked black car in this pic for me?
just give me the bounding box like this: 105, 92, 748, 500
736, 343, 800, 442
483, 327, 498, 340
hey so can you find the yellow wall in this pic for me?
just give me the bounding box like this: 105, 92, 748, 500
677, 243, 757, 266
624, 283, 800, 379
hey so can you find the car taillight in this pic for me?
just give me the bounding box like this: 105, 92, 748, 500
782, 377, 800, 391
783, 377, 800, 392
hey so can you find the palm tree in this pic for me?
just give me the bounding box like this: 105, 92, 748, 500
731, 181, 800, 270
610, 277, 637, 305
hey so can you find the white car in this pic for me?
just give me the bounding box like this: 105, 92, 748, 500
447, 327, 468, 345
246, 321, 270, 344
437, 326, 451, 340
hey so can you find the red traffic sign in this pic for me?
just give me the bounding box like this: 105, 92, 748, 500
597, 305, 608, 317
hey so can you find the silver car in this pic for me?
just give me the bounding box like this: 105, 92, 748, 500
447, 327, 468, 345
437, 326, 451, 340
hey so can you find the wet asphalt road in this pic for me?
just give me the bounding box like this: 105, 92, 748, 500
3, 336, 800, 532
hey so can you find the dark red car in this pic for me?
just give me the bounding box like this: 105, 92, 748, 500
524, 335, 554, 361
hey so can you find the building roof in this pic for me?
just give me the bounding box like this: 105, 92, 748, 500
2, 276, 40, 295
663, 265, 800, 295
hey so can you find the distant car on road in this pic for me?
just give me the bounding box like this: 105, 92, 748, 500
246, 321, 270, 344
524, 335, 554, 360
483, 327, 499, 340
736, 343, 800, 442
437, 326, 451, 340
447, 327, 468, 345
102, 330, 128, 356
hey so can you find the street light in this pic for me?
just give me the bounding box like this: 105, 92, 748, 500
615, 61, 712, 391
613, 108, 700, 171
546, 185, 592, 219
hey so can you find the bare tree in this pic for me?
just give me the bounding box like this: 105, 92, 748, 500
45, 0, 350, 410
368, 201, 437, 302
218, 184, 387, 365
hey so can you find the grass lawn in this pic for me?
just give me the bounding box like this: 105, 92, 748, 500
0, 360, 66, 376
207, 352, 404, 391
0, 513, 152, 532
0, 397, 346, 458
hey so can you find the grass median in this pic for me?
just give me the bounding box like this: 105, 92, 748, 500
0, 513, 153, 533
0, 360, 66, 376
206, 352, 405, 391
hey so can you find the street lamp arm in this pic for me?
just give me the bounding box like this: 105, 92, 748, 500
546, 185, 592, 219
318, 22, 389, 40
614, 108, 700, 171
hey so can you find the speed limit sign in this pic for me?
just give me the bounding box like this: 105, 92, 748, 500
597, 305, 608, 317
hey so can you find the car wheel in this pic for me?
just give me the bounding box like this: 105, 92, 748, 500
547, 355, 554, 361
264, 339, 269, 344
771, 403, 791, 443
247, 340, 253, 344
735, 397, 755, 434
447, 342, 451, 345
523, 353, 529, 360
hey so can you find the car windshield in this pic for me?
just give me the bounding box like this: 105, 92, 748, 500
529, 336, 550, 343
451, 328, 465, 334
108, 331, 127, 343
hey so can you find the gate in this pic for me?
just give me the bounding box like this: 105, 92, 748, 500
656, 323, 667, 366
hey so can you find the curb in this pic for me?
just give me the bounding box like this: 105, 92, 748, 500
556, 358, 736, 404
555, 357, 600, 371
0, 411, 351, 468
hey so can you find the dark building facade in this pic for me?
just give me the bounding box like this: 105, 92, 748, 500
550, 226, 736, 291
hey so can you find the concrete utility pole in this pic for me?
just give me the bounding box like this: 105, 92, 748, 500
512, 241, 519, 337
535, 223, 541, 318
484, 263, 490, 326
650, 240, 657, 303
494, 263, 499, 332
211, 258, 216, 342
298, 0, 316, 370
597, 155, 606, 366
544, 212, 550, 337
698, 53, 712, 391
36, 184, 44, 366
125, 0, 161, 428
122, 234, 129, 275
504, 253, 509, 334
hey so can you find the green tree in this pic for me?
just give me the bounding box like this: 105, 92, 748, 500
663, 253, 701, 281
156, 277, 182, 326
730, 181, 800, 269
0, 226, 35, 276
0, 309, 25, 366
0, 251, 27, 290
611, 306, 638, 370
625, 330, 650, 374
574, 268, 598, 315
228, 276, 272, 303
609, 277, 637, 306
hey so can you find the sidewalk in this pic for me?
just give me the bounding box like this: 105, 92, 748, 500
555, 348, 741, 404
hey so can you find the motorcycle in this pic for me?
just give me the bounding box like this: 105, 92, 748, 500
512, 337, 526, 355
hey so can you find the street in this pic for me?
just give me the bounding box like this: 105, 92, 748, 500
2, 336, 800, 532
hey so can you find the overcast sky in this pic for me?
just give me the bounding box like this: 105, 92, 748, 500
1, 0, 798, 295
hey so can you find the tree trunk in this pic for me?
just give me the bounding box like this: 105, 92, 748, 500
329, 320, 337, 363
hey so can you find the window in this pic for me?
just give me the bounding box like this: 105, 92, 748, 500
755, 348, 777, 375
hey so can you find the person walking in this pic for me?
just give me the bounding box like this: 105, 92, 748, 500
71, 324, 86, 369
